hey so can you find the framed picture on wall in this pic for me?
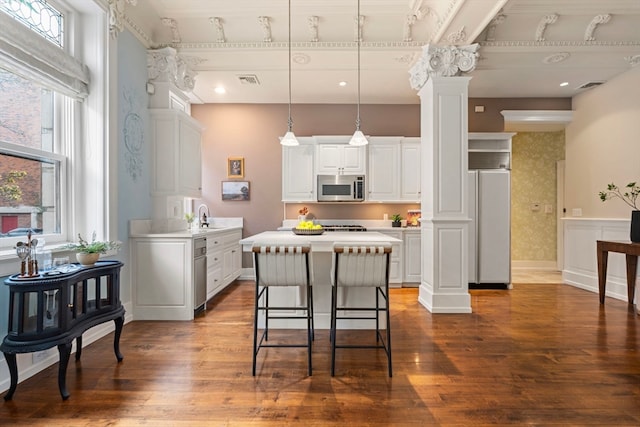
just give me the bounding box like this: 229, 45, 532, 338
227, 157, 244, 178
222, 181, 250, 201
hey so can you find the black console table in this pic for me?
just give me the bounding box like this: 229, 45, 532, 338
1, 260, 124, 400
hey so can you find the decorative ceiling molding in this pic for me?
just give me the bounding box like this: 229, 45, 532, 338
307, 16, 319, 42
147, 47, 202, 92
542, 52, 570, 64
535, 14, 558, 42
625, 54, 640, 67
403, 14, 417, 42
292, 53, 311, 65
123, 15, 152, 47
209, 17, 226, 43
354, 14, 365, 42
431, 0, 463, 42
584, 14, 611, 41
485, 12, 506, 42
170, 41, 425, 50
257, 16, 272, 42
161, 18, 181, 44
446, 26, 467, 44
109, 0, 138, 39
480, 40, 640, 48
409, 43, 479, 90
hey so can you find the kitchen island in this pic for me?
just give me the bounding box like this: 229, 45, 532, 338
240, 231, 401, 329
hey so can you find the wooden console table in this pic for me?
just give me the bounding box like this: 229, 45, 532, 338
596, 240, 640, 305
1, 260, 124, 400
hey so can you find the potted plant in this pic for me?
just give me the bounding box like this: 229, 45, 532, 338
599, 181, 640, 242
185, 212, 196, 229
64, 232, 121, 266
391, 214, 402, 228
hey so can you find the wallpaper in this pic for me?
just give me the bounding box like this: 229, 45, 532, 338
511, 131, 565, 261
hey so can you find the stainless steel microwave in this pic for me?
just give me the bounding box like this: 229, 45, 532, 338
317, 174, 365, 202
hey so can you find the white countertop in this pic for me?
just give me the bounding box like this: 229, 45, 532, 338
129, 217, 243, 238
239, 230, 401, 252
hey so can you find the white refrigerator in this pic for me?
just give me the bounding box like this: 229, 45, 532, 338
468, 170, 511, 285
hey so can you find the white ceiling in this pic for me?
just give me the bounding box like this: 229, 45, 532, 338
127, 0, 640, 104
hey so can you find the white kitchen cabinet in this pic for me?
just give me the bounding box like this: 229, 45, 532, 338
315, 138, 366, 175
378, 230, 403, 286
282, 137, 315, 202
150, 108, 204, 199
367, 137, 421, 202
207, 228, 242, 300
131, 237, 195, 321
403, 229, 421, 283
367, 137, 401, 201
401, 138, 421, 202
207, 235, 224, 300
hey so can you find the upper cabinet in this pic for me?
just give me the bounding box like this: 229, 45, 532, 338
367, 137, 401, 201
468, 132, 515, 170
315, 136, 366, 175
400, 137, 421, 202
150, 109, 204, 198
282, 137, 315, 202
367, 136, 421, 203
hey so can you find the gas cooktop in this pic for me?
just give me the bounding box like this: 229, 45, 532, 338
321, 225, 367, 232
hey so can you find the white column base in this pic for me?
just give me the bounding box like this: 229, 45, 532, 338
418, 284, 471, 313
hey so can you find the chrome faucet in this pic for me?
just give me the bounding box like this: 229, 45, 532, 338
197, 204, 210, 227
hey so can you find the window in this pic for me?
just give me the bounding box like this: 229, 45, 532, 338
0, 68, 65, 243
0, 0, 64, 47
0, 0, 111, 256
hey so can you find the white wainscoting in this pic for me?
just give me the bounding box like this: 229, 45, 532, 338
563, 218, 637, 304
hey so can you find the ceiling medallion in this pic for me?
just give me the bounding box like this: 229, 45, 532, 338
292, 53, 311, 65
543, 52, 570, 64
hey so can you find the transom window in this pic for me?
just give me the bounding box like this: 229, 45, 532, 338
0, 0, 64, 47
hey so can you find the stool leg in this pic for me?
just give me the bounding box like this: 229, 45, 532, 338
330, 284, 337, 376
307, 282, 313, 376
385, 285, 392, 378
252, 283, 259, 376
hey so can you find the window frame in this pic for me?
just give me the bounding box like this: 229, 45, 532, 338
0, 0, 113, 267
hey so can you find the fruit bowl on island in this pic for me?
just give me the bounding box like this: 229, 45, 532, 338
292, 220, 324, 235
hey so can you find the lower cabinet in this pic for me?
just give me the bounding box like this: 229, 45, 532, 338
403, 229, 421, 283
131, 228, 243, 321
207, 228, 242, 301
131, 237, 194, 321
379, 230, 403, 286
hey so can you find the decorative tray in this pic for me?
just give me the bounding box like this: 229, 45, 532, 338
292, 228, 324, 236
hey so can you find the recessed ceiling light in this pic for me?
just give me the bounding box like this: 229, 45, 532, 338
214, 86, 226, 94
560, 82, 569, 87
339, 81, 347, 87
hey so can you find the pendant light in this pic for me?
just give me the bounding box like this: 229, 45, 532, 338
349, 0, 368, 146
281, 0, 299, 146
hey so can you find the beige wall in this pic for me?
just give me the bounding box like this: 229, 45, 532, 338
565, 67, 640, 218
511, 131, 565, 261
469, 98, 572, 132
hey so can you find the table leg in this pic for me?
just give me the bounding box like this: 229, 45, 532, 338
625, 254, 638, 305
113, 315, 124, 362
57, 342, 72, 400
75, 335, 82, 361
597, 248, 609, 304
2, 353, 17, 401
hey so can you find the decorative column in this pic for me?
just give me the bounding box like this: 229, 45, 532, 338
409, 44, 478, 313
147, 47, 202, 109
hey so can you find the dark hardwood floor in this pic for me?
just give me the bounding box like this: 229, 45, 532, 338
1, 280, 639, 426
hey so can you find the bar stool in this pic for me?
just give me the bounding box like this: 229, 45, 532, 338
251, 243, 314, 376
330, 242, 392, 377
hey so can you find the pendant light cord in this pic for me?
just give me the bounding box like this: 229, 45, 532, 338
355, 0, 361, 131
287, 0, 293, 132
